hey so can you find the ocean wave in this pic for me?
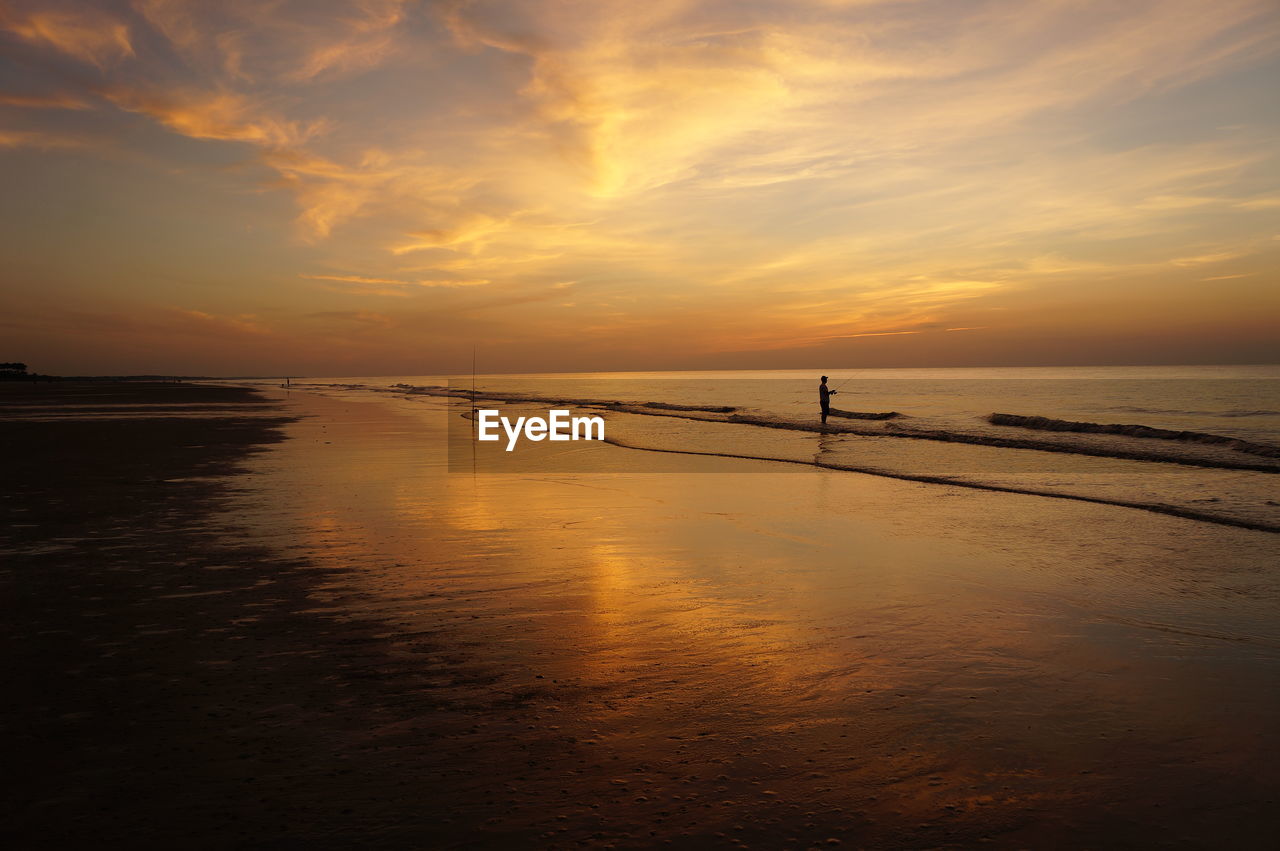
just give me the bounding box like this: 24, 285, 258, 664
639, 401, 736, 413
988, 413, 1280, 459
827, 408, 900, 420
712, 412, 1280, 473
1104, 406, 1280, 418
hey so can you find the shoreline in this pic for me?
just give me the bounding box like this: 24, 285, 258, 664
603, 435, 1280, 533
6, 383, 1280, 847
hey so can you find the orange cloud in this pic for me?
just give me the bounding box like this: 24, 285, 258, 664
262, 148, 477, 240
1, 4, 133, 68
392, 214, 510, 255
285, 0, 409, 82
0, 90, 91, 109
301, 274, 491, 289
0, 128, 84, 149
133, 0, 409, 85
168, 308, 267, 336
101, 86, 324, 148
305, 310, 395, 327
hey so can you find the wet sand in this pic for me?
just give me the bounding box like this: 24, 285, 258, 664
4, 383, 1279, 848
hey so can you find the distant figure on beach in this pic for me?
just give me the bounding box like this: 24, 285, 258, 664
819, 375, 836, 423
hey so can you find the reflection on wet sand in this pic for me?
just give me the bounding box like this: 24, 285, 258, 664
219, 388, 1280, 846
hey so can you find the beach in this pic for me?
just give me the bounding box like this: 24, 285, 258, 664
4, 381, 1280, 848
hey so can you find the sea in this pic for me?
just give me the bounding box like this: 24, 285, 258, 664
237, 365, 1280, 532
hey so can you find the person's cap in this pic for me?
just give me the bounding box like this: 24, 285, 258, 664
821, 375, 828, 381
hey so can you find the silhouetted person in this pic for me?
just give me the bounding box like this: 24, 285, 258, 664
819, 375, 836, 423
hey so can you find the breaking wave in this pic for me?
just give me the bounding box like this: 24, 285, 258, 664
988, 413, 1280, 459
1106, 406, 1280, 418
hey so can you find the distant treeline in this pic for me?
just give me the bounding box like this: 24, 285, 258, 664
0, 362, 57, 382
60, 375, 203, 382
0, 362, 230, 382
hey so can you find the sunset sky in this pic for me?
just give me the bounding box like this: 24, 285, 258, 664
1, 0, 1278, 375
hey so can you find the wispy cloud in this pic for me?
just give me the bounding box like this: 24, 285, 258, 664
301, 273, 491, 288
820, 329, 923, 340
1171, 250, 1246, 267
1, 3, 133, 68
0, 90, 91, 109
0, 128, 85, 149
100, 86, 324, 148
133, 0, 410, 84
166, 308, 268, 336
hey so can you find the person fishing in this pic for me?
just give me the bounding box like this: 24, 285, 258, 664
819, 375, 836, 423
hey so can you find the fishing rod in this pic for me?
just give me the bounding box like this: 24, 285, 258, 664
471, 346, 477, 477
797, 372, 855, 397
830, 372, 857, 393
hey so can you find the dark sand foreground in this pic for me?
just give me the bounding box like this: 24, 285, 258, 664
4, 383, 1279, 848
